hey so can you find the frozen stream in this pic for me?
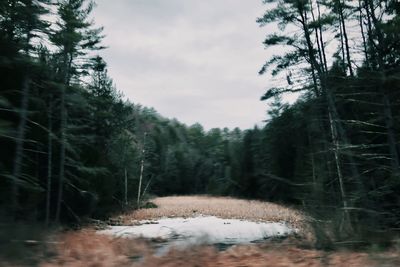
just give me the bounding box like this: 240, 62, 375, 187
99, 216, 294, 250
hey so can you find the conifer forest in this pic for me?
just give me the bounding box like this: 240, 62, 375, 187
1, 0, 400, 266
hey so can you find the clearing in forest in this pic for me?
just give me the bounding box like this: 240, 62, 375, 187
98, 196, 309, 249
120, 196, 305, 227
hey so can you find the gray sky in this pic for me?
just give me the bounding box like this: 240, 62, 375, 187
93, 0, 281, 130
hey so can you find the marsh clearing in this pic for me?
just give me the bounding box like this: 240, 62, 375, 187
97, 196, 302, 255
119, 196, 304, 226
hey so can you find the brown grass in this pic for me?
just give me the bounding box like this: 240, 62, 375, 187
141, 244, 376, 267
36, 231, 399, 267
39, 230, 151, 267
122, 196, 305, 228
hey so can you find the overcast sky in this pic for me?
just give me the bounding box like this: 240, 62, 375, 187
93, 0, 280, 130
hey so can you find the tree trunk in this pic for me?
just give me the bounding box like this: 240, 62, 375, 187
45, 99, 53, 226
124, 168, 128, 205
338, 11, 347, 72
309, 0, 324, 75
358, 0, 369, 68
137, 158, 144, 207
317, 1, 328, 72
299, 9, 320, 96
338, 0, 354, 76
55, 51, 72, 223
383, 93, 400, 171
364, 1, 378, 68
137, 132, 147, 207
11, 74, 30, 216
55, 87, 66, 223
327, 92, 352, 234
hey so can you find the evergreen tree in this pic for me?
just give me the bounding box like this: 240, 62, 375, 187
50, 0, 104, 222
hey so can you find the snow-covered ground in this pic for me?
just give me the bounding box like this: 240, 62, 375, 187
99, 216, 293, 247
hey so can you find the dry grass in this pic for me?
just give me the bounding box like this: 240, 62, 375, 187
141, 244, 376, 267
34, 231, 399, 267
39, 230, 151, 267
122, 196, 305, 228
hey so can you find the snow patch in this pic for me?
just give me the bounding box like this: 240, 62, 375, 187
98, 216, 293, 245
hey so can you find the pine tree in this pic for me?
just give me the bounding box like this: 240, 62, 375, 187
50, 0, 104, 222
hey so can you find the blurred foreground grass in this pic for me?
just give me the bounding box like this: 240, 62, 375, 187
1, 228, 400, 267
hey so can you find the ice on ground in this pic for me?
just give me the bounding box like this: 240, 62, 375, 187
98, 216, 293, 245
